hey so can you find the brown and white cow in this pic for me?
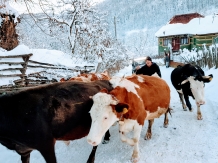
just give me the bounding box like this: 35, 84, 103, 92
60, 71, 111, 82
87, 75, 171, 162
60, 70, 111, 146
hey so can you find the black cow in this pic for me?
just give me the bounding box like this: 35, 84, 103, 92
171, 64, 213, 120
0, 80, 113, 163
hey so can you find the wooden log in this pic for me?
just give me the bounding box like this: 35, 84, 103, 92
0, 74, 24, 77
0, 53, 33, 58
28, 60, 56, 66
27, 65, 79, 71
0, 62, 26, 65
0, 68, 24, 71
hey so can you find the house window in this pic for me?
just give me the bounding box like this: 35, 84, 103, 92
163, 38, 171, 46
180, 36, 189, 44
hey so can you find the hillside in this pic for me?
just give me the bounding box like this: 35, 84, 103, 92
97, 0, 218, 56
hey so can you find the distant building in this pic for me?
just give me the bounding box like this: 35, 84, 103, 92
155, 13, 218, 56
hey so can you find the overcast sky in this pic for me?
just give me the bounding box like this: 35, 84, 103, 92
9, 0, 105, 14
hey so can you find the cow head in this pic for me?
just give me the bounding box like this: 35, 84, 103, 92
87, 89, 129, 146
181, 74, 213, 106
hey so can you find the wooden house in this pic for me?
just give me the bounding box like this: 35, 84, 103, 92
155, 13, 218, 57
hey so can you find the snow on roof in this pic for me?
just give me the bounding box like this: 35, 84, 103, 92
155, 14, 218, 37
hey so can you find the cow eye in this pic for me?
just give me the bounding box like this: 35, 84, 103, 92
104, 117, 108, 120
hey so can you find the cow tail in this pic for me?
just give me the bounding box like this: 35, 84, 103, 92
168, 107, 173, 117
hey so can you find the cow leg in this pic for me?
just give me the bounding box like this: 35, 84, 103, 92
197, 105, 203, 120
16, 150, 32, 163
131, 124, 142, 163
38, 139, 57, 163
13, 144, 32, 163
120, 130, 134, 145
178, 93, 187, 111
184, 95, 193, 111
20, 152, 31, 163
102, 129, 110, 144
87, 146, 97, 163
144, 119, 154, 140
119, 124, 140, 146
164, 110, 169, 128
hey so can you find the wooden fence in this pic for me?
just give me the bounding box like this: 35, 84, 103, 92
0, 53, 32, 86
0, 53, 95, 93
179, 46, 218, 68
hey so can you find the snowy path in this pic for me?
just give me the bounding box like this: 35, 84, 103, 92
0, 66, 218, 163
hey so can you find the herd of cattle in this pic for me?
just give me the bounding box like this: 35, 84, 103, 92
0, 64, 213, 163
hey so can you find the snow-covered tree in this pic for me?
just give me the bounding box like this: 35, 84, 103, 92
11, 0, 129, 74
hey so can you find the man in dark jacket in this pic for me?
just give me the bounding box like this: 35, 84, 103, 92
135, 56, 161, 77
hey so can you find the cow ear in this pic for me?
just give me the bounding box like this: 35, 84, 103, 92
114, 103, 129, 114
100, 88, 108, 93
202, 74, 213, 83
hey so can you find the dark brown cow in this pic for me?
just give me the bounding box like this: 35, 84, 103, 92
0, 80, 113, 163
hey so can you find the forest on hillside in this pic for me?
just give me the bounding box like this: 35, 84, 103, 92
97, 0, 218, 56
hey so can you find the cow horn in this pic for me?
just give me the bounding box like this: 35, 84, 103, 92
202, 75, 213, 81
110, 95, 119, 105
181, 79, 189, 85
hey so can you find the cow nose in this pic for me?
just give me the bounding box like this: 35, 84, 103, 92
87, 139, 97, 146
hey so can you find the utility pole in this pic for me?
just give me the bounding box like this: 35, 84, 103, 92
114, 16, 117, 40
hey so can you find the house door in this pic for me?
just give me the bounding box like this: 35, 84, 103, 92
172, 37, 180, 51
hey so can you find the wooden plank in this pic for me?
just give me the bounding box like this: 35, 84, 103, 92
0, 53, 33, 58
0, 68, 23, 71
0, 62, 26, 65
28, 60, 56, 66
28, 60, 95, 70
27, 65, 78, 71
0, 74, 24, 77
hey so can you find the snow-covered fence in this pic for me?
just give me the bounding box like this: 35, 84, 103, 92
178, 44, 218, 69
194, 45, 218, 68
0, 53, 33, 86
15, 60, 95, 87
0, 54, 95, 93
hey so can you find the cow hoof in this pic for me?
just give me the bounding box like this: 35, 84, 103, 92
197, 116, 203, 120
183, 108, 187, 111
144, 133, 152, 140
102, 140, 109, 144
131, 154, 139, 163
131, 157, 139, 163
163, 124, 168, 128
189, 109, 193, 112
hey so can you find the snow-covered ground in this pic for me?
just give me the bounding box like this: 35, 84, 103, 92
0, 62, 217, 163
